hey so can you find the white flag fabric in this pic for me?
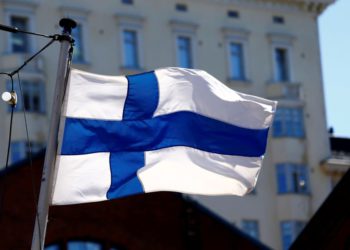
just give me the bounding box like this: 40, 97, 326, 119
51, 67, 277, 205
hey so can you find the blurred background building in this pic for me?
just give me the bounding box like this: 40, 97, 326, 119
0, 0, 342, 249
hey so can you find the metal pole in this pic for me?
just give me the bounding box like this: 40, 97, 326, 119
31, 18, 76, 250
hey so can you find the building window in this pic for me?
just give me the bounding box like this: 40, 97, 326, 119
241, 220, 260, 240
276, 164, 310, 194
121, 0, 133, 5
281, 221, 306, 250
274, 47, 290, 82
10, 15, 30, 53
72, 24, 85, 63
122, 29, 139, 68
68, 241, 102, 250
177, 36, 193, 68
45, 241, 122, 250
7, 80, 46, 113
176, 3, 187, 12
227, 10, 239, 18
45, 245, 60, 250
273, 16, 285, 24
229, 42, 245, 80
273, 107, 304, 137
11, 141, 43, 164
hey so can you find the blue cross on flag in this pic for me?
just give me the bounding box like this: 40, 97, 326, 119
51, 67, 277, 205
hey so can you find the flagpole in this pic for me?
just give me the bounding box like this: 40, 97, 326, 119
31, 18, 76, 250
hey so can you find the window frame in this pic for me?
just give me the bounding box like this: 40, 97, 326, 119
59, 7, 90, 65
71, 22, 87, 64
4, 9, 36, 54
11, 140, 44, 164
121, 0, 134, 5
175, 3, 188, 12
267, 33, 295, 83
116, 14, 145, 71
273, 107, 305, 138
222, 27, 250, 82
273, 45, 291, 82
280, 220, 306, 250
6, 79, 46, 114
169, 19, 198, 68
276, 163, 310, 195
241, 219, 260, 240
176, 35, 193, 68
121, 28, 140, 69
228, 41, 246, 81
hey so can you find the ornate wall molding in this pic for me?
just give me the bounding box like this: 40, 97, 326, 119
188, 0, 333, 15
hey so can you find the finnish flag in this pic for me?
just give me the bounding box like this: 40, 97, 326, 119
51, 67, 277, 205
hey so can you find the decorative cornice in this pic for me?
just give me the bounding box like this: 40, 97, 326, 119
114, 12, 145, 27
221, 27, 250, 40
58, 5, 91, 17
188, 0, 334, 15
267, 32, 296, 45
1, 0, 39, 11
169, 19, 199, 33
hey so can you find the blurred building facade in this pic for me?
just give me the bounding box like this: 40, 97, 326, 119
0, 0, 335, 249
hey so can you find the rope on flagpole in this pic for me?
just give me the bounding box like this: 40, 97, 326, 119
0, 73, 15, 218
16, 71, 43, 250
0, 38, 64, 250
0, 20, 76, 250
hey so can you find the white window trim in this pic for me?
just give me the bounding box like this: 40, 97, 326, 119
222, 27, 250, 82
120, 28, 142, 69
169, 19, 198, 68
175, 34, 194, 68
59, 6, 91, 64
115, 13, 145, 70
4, 6, 37, 54
267, 33, 296, 83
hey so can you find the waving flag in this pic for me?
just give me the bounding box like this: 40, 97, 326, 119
51, 67, 277, 205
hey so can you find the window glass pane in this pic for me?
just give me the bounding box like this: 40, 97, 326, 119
295, 221, 306, 235
297, 166, 309, 193
230, 42, 245, 80
176, 3, 188, 12
68, 241, 102, 250
276, 164, 288, 193
273, 16, 285, 24
123, 30, 139, 68
281, 221, 306, 250
11, 141, 26, 163
121, 0, 133, 5
6, 81, 45, 113
26, 141, 44, 157
242, 220, 259, 240
276, 164, 310, 194
11, 16, 29, 53
45, 245, 60, 250
72, 24, 84, 62
177, 36, 192, 68
281, 221, 294, 250
227, 10, 239, 18
275, 48, 289, 82
273, 108, 304, 137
